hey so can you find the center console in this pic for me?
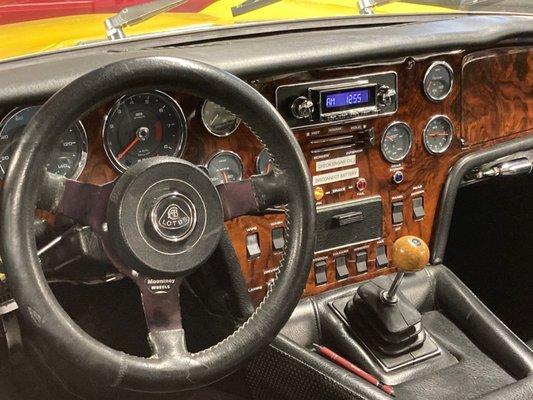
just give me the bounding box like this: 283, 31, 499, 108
241, 46, 533, 400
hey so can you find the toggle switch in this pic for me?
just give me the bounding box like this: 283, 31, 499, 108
271, 227, 285, 251
246, 233, 261, 259
335, 256, 349, 280
314, 261, 327, 286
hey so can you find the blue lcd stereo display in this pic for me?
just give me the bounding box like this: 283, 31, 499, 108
320, 86, 376, 113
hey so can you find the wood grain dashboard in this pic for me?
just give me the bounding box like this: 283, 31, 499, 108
3, 46, 531, 306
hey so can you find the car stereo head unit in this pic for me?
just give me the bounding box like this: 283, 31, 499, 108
276, 71, 397, 129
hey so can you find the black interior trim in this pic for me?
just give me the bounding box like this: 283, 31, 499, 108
432, 135, 533, 264
0, 15, 532, 107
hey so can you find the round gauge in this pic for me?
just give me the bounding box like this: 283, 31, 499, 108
103, 91, 186, 172
201, 101, 241, 137
381, 122, 413, 163
423, 61, 454, 102
0, 106, 87, 180
256, 148, 274, 175
423, 115, 454, 155
206, 151, 243, 186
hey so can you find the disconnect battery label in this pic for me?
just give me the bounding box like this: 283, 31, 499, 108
312, 168, 359, 186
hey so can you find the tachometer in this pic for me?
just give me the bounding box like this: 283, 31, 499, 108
206, 151, 243, 185
423, 115, 454, 155
201, 100, 241, 137
381, 122, 413, 164
423, 61, 453, 102
0, 106, 87, 179
103, 91, 186, 172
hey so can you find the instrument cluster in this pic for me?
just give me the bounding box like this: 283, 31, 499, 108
0, 92, 274, 186
379, 62, 455, 164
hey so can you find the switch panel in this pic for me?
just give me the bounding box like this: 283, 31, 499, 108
335, 256, 349, 280
271, 227, 285, 251
314, 261, 328, 285
412, 197, 425, 220
246, 233, 261, 259
376, 245, 389, 268
392, 201, 404, 225
355, 251, 368, 273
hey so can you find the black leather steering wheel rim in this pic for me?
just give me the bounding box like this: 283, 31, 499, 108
0, 57, 315, 392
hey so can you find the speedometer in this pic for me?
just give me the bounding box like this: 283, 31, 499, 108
381, 122, 413, 163
0, 106, 87, 179
103, 91, 187, 172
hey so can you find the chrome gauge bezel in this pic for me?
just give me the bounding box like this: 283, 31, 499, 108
205, 150, 244, 185
201, 100, 241, 138
0, 106, 88, 180
102, 90, 187, 172
423, 115, 454, 155
423, 61, 454, 102
380, 121, 413, 164
255, 148, 274, 175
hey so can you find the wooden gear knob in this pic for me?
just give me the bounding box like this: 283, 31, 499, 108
391, 236, 430, 272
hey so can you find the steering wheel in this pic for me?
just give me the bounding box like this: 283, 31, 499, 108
0, 57, 315, 392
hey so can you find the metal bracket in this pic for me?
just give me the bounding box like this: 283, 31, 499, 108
104, 0, 189, 40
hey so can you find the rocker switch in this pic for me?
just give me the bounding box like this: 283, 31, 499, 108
271, 227, 285, 251
392, 201, 404, 225
412, 197, 425, 220
246, 233, 261, 259
376, 246, 389, 269
335, 256, 349, 280
314, 261, 328, 286
356, 251, 368, 273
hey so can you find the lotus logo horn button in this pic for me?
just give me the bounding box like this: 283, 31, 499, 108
151, 192, 196, 242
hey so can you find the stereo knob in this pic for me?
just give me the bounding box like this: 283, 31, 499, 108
377, 87, 396, 107
291, 96, 314, 119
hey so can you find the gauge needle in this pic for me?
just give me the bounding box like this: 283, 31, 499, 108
222, 171, 229, 183
117, 136, 140, 160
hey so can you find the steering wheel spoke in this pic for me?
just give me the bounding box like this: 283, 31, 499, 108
218, 172, 289, 220
38, 172, 114, 231
132, 275, 189, 356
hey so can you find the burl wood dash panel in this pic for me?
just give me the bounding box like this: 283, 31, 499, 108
5, 46, 531, 307
462, 47, 533, 146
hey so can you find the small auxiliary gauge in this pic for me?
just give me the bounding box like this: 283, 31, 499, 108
381, 122, 413, 163
423, 115, 454, 155
206, 151, 243, 186
423, 61, 454, 102
201, 101, 241, 137
256, 148, 274, 175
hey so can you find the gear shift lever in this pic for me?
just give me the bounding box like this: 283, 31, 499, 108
344, 236, 430, 356
382, 236, 429, 304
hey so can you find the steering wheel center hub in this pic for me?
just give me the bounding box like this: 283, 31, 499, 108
106, 157, 224, 277
150, 192, 197, 242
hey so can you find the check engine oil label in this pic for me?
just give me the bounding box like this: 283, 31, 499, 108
316, 155, 356, 172
312, 168, 359, 186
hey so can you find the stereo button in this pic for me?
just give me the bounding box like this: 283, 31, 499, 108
291, 97, 314, 119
